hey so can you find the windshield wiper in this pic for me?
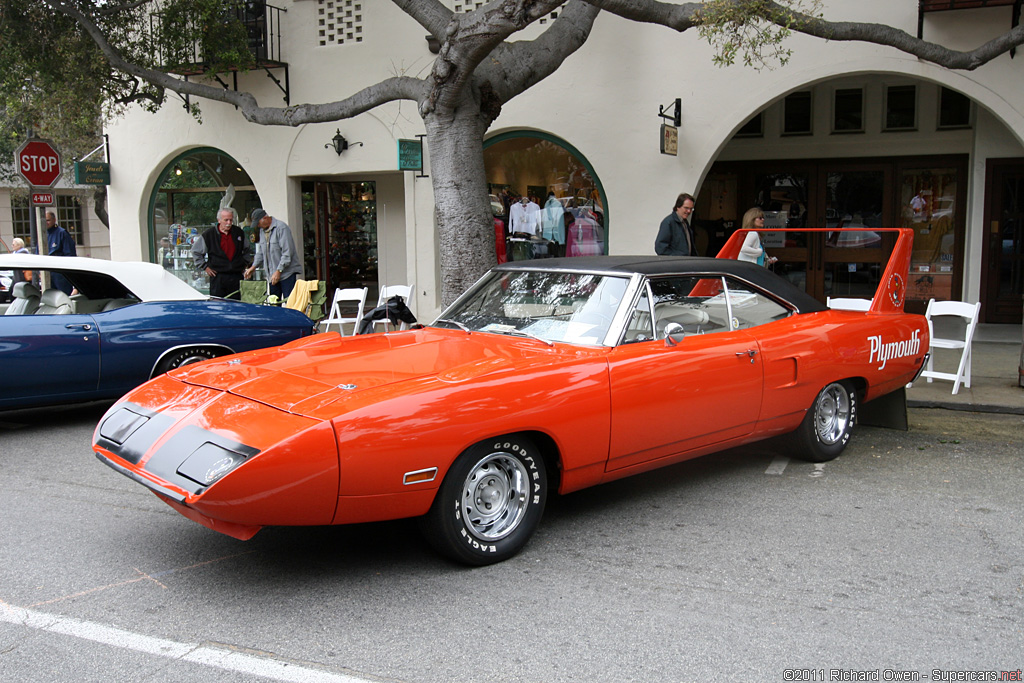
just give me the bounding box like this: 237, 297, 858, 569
435, 318, 471, 333
507, 328, 554, 347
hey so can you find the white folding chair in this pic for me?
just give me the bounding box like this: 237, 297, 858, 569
918, 298, 981, 395
321, 287, 368, 335
826, 297, 871, 311
373, 285, 413, 333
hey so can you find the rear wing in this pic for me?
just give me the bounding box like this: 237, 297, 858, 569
716, 227, 913, 314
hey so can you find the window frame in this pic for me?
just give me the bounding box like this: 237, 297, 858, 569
55, 195, 85, 246
884, 84, 918, 132
937, 87, 973, 129
783, 91, 813, 136
832, 87, 865, 134
11, 195, 32, 244
734, 112, 765, 138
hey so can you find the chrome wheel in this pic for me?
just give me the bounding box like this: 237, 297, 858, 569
460, 451, 530, 542
814, 382, 852, 446
423, 434, 547, 565
176, 351, 212, 366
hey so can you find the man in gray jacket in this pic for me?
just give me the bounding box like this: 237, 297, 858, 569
245, 208, 303, 299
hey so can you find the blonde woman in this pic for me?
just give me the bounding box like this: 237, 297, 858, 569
738, 207, 777, 266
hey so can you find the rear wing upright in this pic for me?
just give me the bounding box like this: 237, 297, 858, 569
716, 227, 914, 313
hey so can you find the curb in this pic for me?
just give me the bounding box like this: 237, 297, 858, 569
907, 399, 1024, 416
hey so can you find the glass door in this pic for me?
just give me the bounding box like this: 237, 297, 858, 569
820, 166, 891, 301
899, 166, 962, 307
709, 155, 966, 309
307, 181, 379, 304
754, 171, 813, 295
984, 162, 1024, 323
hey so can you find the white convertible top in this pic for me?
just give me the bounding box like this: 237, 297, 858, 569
0, 254, 207, 302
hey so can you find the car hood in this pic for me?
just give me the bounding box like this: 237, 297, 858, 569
170, 327, 571, 419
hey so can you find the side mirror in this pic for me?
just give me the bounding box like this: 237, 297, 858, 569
664, 322, 685, 346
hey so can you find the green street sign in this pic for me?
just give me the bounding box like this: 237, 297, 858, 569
74, 160, 110, 185
397, 139, 422, 171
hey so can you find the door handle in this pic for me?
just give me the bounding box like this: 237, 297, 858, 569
65, 323, 92, 331
735, 349, 757, 363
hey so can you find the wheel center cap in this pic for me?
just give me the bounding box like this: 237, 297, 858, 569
481, 484, 501, 506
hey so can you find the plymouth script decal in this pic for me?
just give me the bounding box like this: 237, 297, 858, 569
868, 329, 921, 370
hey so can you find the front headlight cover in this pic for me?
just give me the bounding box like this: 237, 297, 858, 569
177, 442, 249, 486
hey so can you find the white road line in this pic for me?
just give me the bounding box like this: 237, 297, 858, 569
764, 456, 789, 475
0, 602, 374, 683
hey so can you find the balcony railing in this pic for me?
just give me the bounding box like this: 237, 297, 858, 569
921, 0, 1016, 10
149, 0, 287, 75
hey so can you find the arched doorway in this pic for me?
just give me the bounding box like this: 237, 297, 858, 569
484, 132, 608, 260
700, 75, 979, 314
148, 148, 261, 289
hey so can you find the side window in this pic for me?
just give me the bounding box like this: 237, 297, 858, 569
721, 277, 791, 330
644, 275, 791, 338
649, 276, 729, 337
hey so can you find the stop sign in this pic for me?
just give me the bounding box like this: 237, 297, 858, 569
16, 139, 62, 188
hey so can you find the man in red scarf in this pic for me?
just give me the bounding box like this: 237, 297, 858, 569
191, 208, 252, 299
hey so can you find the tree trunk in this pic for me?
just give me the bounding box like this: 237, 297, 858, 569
424, 103, 498, 308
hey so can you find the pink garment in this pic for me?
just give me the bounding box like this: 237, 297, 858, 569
566, 216, 603, 256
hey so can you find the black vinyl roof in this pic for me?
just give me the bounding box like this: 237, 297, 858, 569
495, 255, 828, 314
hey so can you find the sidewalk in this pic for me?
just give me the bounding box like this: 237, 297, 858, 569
905, 322, 1024, 415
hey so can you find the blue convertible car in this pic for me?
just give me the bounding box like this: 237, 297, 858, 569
0, 254, 316, 410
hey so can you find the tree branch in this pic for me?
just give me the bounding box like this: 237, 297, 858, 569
423, 0, 567, 115
390, 0, 452, 40
760, 0, 1024, 70
486, 0, 600, 103
45, 0, 428, 126
581, 0, 702, 30
584, 0, 1024, 70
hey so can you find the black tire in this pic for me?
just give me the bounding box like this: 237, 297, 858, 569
154, 347, 222, 376
422, 434, 547, 566
793, 380, 858, 463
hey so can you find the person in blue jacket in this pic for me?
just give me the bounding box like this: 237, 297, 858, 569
45, 210, 77, 295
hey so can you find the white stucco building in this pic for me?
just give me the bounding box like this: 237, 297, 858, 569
88, 0, 1023, 323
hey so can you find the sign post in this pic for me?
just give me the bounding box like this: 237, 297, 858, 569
15, 138, 62, 263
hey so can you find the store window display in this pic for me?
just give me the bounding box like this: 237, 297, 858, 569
484, 133, 607, 261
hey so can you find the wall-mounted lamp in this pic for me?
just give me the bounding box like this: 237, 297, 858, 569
325, 129, 363, 155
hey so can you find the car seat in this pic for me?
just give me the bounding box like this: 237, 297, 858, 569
5, 282, 41, 315
36, 289, 74, 315
102, 298, 137, 311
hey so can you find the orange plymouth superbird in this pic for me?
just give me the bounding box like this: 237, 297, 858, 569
94, 228, 927, 565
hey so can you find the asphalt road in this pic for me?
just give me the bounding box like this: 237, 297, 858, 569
1, 403, 1022, 682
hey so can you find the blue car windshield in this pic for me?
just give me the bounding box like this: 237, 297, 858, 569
439, 270, 629, 345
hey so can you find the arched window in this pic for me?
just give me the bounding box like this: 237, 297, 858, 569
484, 132, 607, 260
149, 149, 260, 287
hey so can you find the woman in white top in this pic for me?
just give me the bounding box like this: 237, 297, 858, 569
737, 207, 777, 267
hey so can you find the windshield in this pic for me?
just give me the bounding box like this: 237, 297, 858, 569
438, 270, 630, 345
